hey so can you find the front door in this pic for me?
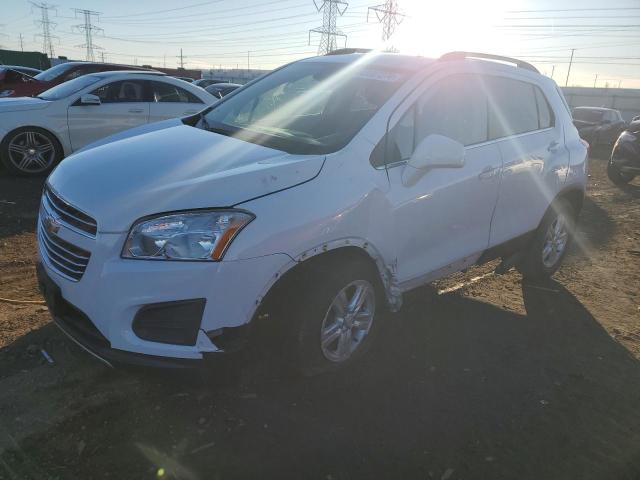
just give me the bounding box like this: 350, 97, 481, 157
383, 74, 503, 287
67, 79, 151, 151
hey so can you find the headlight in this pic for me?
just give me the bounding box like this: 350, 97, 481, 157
122, 210, 254, 261
0, 90, 15, 98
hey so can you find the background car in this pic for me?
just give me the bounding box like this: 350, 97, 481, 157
0, 71, 216, 175
0, 65, 42, 77
204, 82, 242, 99
0, 62, 157, 98
607, 119, 640, 185
572, 106, 627, 149
173, 76, 195, 83
193, 78, 224, 89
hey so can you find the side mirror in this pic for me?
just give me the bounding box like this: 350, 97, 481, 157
403, 134, 465, 186
79, 94, 101, 106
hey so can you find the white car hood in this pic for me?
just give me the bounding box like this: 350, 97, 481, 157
0, 96, 50, 112
48, 124, 325, 232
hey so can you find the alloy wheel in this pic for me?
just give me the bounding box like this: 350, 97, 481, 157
7, 131, 56, 174
541, 214, 569, 268
320, 280, 376, 363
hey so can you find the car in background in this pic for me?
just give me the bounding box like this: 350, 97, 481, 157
572, 106, 627, 148
205, 82, 241, 99
0, 71, 215, 175
193, 78, 224, 89
0, 62, 157, 98
607, 119, 640, 185
173, 76, 195, 83
0, 65, 42, 77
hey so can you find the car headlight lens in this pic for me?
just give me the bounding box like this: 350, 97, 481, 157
122, 210, 254, 261
0, 90, 15, 97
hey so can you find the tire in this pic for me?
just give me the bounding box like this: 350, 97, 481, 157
0, 127, 63, 176
607, 161, 634, 185
517, 199, 576, 280
285, 257, 384, 376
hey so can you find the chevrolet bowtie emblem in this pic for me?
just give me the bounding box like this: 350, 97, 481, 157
43, 214, 61, 235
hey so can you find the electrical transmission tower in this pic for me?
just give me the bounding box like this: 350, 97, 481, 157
368, 0, 404, 41
309, 0, 348, 55
31, 2, 58, 58
72, 9, 103, 62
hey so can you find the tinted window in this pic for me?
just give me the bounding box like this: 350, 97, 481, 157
153, 81, 202, 103
91, 80, 149, 103
488, 77, 539, 138
372, 75, 489, 167
572, 108, 604, 123
534, 87, 553, 129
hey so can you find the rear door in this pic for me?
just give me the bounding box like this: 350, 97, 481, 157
67, 79, 151, 151
149, 80, 206, 122
487, 76, 568, 247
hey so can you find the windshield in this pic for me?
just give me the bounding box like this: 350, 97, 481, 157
573, 109, 604, 123
202, 60, 409, 154
37, 75, 101, 101
34, 63, 75, 82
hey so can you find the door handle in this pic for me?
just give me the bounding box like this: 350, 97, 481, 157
547, 140, 560, 152
128, 108, 144, 113
478, 166, 499, 180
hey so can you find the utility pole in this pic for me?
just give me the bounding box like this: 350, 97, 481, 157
100, 51, 104, 62
247, 51, 250, 71
368, 0, 404, 41
72, 9, 103, 62
19, 33, 24, 51
178, 48, 185, 68
618, 80, 622, 88
565, 48, 575, 87
163, 53, 166, 68
31, 2, 58, 59
550, 65, 555, 79
309, 0, 348, 55
593, 73, 598, 88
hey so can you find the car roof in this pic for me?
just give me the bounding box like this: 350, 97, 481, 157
300, 52, 435, 72
208, 83, 242, 88
89, 70, 166, 78
573, 106, 618, 112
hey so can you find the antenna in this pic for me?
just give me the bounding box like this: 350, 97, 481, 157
368, 0, 404, 41
31, 2, 58, 58
72, 9, 103, 62
309, 0, 348, 55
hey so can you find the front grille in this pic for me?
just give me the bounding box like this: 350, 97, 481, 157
38, 219, 91, 281
43, 186, 97, 236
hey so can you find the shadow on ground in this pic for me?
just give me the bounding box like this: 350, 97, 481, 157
2, 279, 639, 480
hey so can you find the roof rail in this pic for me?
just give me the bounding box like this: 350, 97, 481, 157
439, 51, 539, 74
325, 48, 372, 56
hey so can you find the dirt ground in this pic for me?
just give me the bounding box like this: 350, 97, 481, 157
0, 157, 639, 480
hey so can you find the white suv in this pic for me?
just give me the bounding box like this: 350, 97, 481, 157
36, 51, 588, 373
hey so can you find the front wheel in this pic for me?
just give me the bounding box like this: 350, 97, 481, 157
289, 259, 383, 376
517, 199, 576, 280
607, 161, 635, 185
0, 128, 62, 176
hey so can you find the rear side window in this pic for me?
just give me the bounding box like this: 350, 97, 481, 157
152, 81, 203, 103
488, 77, 539, 138
90, 80, 150, 103
534, 87, 554, 129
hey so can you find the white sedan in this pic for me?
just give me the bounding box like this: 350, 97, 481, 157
0, 71, 216, 175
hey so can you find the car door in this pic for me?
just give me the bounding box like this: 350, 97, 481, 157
486, 76, 568, 247
149, 80, 205, 122
67, 79, 151, 151
380, 74, 503, 287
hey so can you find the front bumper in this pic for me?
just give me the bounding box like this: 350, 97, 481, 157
36, 217, 293, 364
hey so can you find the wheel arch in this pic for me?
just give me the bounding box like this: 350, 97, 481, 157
554, 185, 585, 216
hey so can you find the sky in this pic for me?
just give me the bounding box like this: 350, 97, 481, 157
1, 0, 639, 88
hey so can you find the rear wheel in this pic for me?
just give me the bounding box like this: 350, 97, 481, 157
607, 160, 635, 185
517, 199, 576, 280
0, 128, 62, 176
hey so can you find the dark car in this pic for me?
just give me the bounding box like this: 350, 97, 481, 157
0, 62, 156, 98
204, 82, 241, 99
0, 65, 42, 77
572, 107, 627, 148
607, 119, 640, 185
173, 76, 195, 83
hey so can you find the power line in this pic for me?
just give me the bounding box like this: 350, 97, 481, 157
367, 0, 404, 41
72, 8, 103, 61
31, 2, 58, 58
310, 0, 348, 55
